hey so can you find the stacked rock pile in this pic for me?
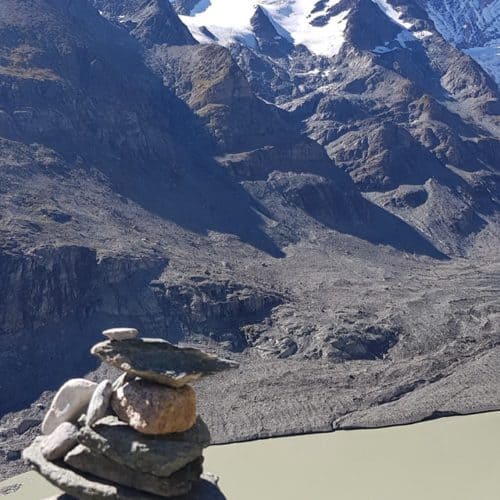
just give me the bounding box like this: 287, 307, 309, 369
23, 328, 238, 499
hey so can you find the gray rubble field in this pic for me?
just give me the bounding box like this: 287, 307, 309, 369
2, 246, 499, 479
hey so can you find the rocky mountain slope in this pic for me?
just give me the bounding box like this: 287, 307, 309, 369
0, 0, 499, 479
176, 0, 500, 255
419, 0, 500, 83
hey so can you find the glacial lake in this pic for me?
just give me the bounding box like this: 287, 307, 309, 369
1, 411, 499, 500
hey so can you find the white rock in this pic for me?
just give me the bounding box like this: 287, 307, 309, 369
41, 379, 97, 435
86, 380, 113, 427
41, 422, 78, 461
102, 328, 139, 341
112, 372, 129, 391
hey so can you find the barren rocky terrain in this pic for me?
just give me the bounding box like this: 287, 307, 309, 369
0, 0, 499, 481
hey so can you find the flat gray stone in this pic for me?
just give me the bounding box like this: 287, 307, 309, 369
41, 423, 79, 461
91, 339, 238, 388
86, 380, 113, 428
77, 416, 210, 478
42, 480, 227, 500
64, 445, 202, 498
102, 328, 139, 341
22, 437, 167, 499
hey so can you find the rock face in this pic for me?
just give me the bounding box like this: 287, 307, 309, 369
91, 339, 239, 387
23, 329, 231, 498
41, 380, 97, 435
92, 0, 198, 47
112, 379, 196, 435
421, 0, 500, 82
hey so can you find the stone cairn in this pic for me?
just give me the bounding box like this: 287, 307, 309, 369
23, 328, 238, 499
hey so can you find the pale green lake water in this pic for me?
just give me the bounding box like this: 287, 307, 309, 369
1, 412, 499, 500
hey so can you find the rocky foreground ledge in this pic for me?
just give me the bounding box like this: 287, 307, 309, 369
22, 328, 238, 499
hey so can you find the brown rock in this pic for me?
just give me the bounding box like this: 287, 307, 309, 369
111, 379, 196, 435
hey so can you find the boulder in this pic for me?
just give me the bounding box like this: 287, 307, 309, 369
77, 416, 210, 478
86, 380, 113, 427
102, 328, 139, 341
91, 339, 238, 387
41, 422, 78, 461
111, 379, 196, 435
41, 379, 97, 435
64, 445, 202, 498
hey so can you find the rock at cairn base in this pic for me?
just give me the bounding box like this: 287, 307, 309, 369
86, 380, 113, 427
24, 437, 164, 499
102, 328, 138, 341
65, 445, 203, 498
91, 338, 238, 387
42, 379, 97, 435
112, 379, 196, 435
41, 423, 79, 461
77, 416, 210, 478
25, 437, 225, 500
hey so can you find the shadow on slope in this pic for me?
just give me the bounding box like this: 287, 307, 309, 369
0, 0, 285, 259
0, 248, 174, 415
267, 172, 448, 259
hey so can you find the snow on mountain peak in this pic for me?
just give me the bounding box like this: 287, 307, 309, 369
174, 0, 500, 83
179, 0, 350, 57
371, 0, 412, 30
422, 0, 500, 83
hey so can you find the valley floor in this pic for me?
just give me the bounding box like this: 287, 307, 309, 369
1, 233, 499, 479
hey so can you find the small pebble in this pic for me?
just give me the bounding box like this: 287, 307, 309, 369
102, 328, 139, 341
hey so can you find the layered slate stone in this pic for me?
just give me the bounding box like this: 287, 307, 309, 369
91, 339, 239, 387
77, 416, 211, 478
64, 445, 202, 498
41, 478, 226, 500
23, 438, 167, 500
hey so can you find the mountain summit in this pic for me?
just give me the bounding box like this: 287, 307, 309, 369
173, 0, 500, 83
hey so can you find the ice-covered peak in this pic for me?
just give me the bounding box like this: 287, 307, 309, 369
173, 0, 500, 83
371, 0, 413, 30
421, 0, 500, 83
422, 0, 500, 48
178, 0, 350, 57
